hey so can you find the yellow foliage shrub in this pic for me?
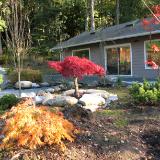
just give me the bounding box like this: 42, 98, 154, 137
0, 99, 78, 150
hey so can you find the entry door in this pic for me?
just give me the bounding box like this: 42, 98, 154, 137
106, 45, 131, 75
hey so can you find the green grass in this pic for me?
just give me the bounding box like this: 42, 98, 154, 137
97, 87, 130, 128
98, 109, 128, 128
114, 118, 128, 128
98, 109, 124, 117
106, 87, 130, 102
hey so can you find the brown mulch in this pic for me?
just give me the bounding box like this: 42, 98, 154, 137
0, 105, 160, 160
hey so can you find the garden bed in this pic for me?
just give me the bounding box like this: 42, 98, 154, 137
0, 87, 160, 160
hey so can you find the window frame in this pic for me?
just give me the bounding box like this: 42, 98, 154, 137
72, 48, 91, 59
104, 43, 133, 76
144, 39, 160, 70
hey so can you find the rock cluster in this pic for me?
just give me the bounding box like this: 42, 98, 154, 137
20, 87, 118, 112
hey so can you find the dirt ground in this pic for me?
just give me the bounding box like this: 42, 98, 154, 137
0, 87, 160, 160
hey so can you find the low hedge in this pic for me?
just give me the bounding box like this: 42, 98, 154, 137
8, 69, 43, 84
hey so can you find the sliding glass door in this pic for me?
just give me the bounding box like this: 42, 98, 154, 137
106, 44, 131, 75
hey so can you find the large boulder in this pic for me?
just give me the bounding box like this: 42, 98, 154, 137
63, 89, 86, 96
35, 96, 44, 104
39, 82, 50, 87
15, 81, 32, 89
45, 88, 55, 93
37, 90, 47, 96
90, 92, 110, 99
21, 92, 36, 98
52, 86, 62, 92
79, 94, 105, 106
106, 94, 118, 105
42, 93, 53, 105
86, 89, 108, 94
43, 96, 78, 107
86, 89, 110, 99
32, 83, 40, 88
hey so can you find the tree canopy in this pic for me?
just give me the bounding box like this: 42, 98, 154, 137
0, 0, 160, 55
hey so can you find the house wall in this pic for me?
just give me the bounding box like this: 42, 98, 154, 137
63, 43, 104, 67
62, 34, 160, 79
131, 40, 158, 78
103, 35, 160, 79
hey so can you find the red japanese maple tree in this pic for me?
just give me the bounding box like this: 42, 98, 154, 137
142, 4, 160, 76
48, 56, 105, 97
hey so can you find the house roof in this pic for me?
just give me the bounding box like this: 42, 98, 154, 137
51, 19, 160, 50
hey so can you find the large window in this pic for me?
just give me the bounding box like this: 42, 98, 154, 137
72, 49, 90, 59
106, 44, 131, 75
145, 39, 160, 69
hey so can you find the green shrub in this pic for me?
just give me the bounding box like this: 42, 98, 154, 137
129, 79, 160, 105
8, 69, 43, 84
0, 74, 3, 84
129, 82, 140, 94
0, 94, 19, 110
0, 55, 9, 66
6, 67, 14, 75
155, 78, 160, 90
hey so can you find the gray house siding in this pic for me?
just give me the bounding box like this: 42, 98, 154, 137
62, 43, 104, 67
62, 34, 160, 79
131, 37, 158, 78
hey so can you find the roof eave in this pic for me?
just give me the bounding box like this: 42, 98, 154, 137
51, 40, 101, 51
51, 30, 160, 51
104, 30, 160, 41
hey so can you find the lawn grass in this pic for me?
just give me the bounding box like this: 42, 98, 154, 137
97, 87, 130, 128
106, 87, 130, 102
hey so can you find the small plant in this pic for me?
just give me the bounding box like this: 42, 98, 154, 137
0, 94, 19, 110
129, 79, 160, 105
0, 99, 78, 150
8, 69, 43, 84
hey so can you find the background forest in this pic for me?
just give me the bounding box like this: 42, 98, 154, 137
0, 0, 160, 66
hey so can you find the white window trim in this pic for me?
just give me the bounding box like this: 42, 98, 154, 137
72, 48, 91, 60
104, 43, 133, 76
144, 39, 160, 70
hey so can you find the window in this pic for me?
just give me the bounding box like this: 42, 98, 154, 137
106, 44, 131, 75
145, 39, 160, 69
72, 49, 90, 59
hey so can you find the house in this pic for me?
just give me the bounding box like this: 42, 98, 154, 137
51, 19, 160, 79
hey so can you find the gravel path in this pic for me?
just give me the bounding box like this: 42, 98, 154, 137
0, 87, 50, 97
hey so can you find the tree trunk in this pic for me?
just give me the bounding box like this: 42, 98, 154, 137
116, 0, 120, 25
74, 77, 79, 98
90, 0, 95, 32
18, 53, 21, 98
85, 0, 89, 31
0, 34, 2, 55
